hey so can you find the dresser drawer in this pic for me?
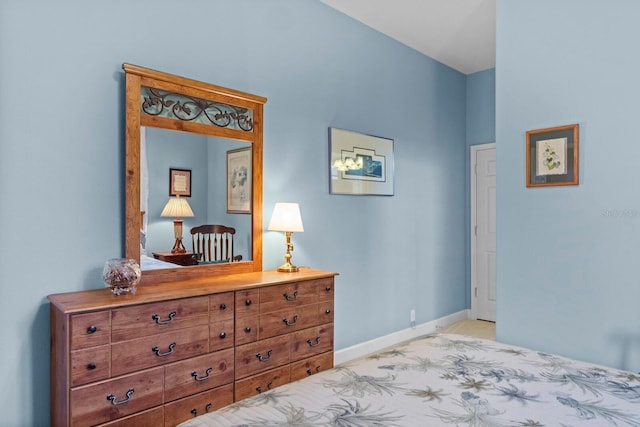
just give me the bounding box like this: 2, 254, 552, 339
111, 326, 208, 376
259, 304, 319, 340
71, 311, 110, 350
99, 407, 163, 427
111, 297, 209, 342
234, 365, 290, 401
71, 344, 110, 387
210, 319, 234, 352
290, 352, 334, 382
164, 384, 233, 427
235, 334, 291, 379
70, 368, 163, 426
235, 316, 258, 345
290, 324, 334, 362
316, 278, 335, 301
164, 348, 234, 402
209, 292, 234, 322
235, 289, 259, 318
259, 282, 316, 313
318, 299, 334, 324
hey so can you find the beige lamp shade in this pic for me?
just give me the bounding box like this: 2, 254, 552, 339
268, 203, 304, 232
161, 196, 194, 218
160, 195, 194, 253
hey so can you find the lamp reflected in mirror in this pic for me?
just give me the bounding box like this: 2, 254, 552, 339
160, 195, 194, 253
268, 202, 304, 272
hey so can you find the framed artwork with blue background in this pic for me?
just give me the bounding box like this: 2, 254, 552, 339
329, 127, 394, 196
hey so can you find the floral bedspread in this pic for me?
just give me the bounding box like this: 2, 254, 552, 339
178, 333, 640, 426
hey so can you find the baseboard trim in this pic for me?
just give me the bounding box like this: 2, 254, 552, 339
334, 309, 470, 365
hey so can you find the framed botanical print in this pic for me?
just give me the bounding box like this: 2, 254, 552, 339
526, 124, 579, 187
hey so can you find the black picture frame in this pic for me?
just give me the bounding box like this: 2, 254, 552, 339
169, 168, 192, 197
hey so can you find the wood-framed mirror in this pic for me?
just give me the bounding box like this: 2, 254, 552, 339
123, 64, 265, 284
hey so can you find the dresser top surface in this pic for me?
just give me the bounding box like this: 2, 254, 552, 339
48, 268, 337, 313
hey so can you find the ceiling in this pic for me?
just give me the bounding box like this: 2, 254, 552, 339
320, 0, 496, 75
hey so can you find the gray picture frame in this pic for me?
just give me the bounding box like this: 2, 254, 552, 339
329, 127, 394, 196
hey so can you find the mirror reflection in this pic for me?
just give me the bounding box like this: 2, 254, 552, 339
140, 127, 252, 270
124, 63, 265, 283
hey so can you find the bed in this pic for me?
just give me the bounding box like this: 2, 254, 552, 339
178, 333, 640, 427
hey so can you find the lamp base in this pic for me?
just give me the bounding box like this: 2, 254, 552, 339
277, 262, 299, 273
276, 231, 299, 272
170, 218, 187, 253
170, 237, 187, 254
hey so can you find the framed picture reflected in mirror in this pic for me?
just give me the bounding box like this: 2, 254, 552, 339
169, 168, 191, 197
227, 147, 252, 213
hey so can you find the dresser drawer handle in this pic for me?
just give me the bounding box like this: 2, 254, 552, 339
256, 350, 272, 362
191, 367, 213, 381
87, 325, 97, 334
190, 402, 213, 417
325, 286, 332, 292
152, 342, 176, 357
106, 388, 134, 406
306, 337, 321, 347
151, 311, 176, 325
283, 291, 298, 301
220, 331, 227, 339
325, 309, 332, 314
244, 327, 252, 333
256, 381, 273, 393
306, 366, 321, 375
283, 315, 298, 326
220, 303, 227, 310
87, 362, 96, 370
245, 299, 252, 306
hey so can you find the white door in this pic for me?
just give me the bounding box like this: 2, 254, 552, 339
471, 143, 496, 322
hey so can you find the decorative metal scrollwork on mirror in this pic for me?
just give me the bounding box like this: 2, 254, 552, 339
124, 64, 265, 284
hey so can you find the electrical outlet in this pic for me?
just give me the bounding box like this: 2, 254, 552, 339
410, 309, 416, 328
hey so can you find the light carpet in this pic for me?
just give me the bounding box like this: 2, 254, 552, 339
442, 319, 495, 340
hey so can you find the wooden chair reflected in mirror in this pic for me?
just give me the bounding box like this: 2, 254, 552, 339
191, 225, 242, 264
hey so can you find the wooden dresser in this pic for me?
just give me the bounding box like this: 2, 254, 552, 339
48, 268, 337, 427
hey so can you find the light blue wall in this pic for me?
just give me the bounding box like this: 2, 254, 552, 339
496, 0, 640, 371
0, 0, 468, 425
467, 70, 496, 146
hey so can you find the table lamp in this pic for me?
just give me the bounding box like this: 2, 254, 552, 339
160, 195, 194, 253
268, 202, 304, 272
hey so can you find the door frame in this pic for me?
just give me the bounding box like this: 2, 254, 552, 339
470, 142, 496, 320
